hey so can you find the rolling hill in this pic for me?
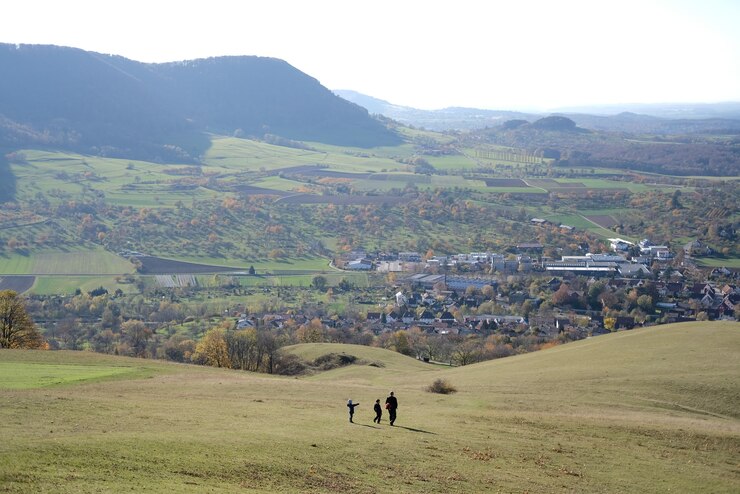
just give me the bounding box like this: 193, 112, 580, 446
1, 321, 738, 493
0, 43, 401, 164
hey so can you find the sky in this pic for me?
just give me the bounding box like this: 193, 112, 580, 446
2, 0, 739, 111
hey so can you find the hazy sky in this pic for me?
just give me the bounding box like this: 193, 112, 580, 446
3, 0, 739, 110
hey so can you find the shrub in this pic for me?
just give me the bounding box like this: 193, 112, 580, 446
313, 353, 357, 370
274, 353, 308, 376
426, 378, 457, 394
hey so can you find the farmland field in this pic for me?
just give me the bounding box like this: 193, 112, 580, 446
170, 255, 334, 273
584, 214, 619, 228
0, 322, 738, 493
0, 248, 134, 275
483, 178, 528, 187
29, 276, 139, 296
137, 256, 248, 275
275, 193, 411, 206
694, 257, 740, 269
0, 276, 35, 293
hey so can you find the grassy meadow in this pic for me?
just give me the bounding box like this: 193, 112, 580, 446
0, 247, 134, 276
1, 321, 738, 493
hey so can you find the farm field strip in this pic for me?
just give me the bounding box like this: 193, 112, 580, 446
29, 276, 138, 295
0, 275, 35, 293
0, 249, 133, 275
583, 214, 619, 228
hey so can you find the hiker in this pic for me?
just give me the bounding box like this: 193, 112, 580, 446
385, 391, 398, 426
373, 399, 382, 423
347, 399, 360, 423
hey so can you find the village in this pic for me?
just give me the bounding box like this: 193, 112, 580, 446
232, 233, 739, 352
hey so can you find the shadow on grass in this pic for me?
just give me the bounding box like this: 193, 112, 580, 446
393, 425, 436, 434
352, 423, 381, 429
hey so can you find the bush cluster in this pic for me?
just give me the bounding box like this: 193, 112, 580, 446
426, 378, 457, 394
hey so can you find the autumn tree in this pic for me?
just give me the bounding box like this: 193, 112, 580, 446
450, 336, 481, 366
0, 290, 43, 349
194, 328, 231, 368
392, 330, 413, 356
121, 319, 153, 357
311, 275, 328, 291
551, 283, 574, 306
225, 329, 257, 370
295, 318, 326, 343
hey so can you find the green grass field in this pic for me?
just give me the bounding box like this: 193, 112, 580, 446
28, 276, 138, 295
0, 362, 149, 389
694, 257, 740, 268
0, 248, 134, 276
0, 322, 738, 493
542, 213, 624, 239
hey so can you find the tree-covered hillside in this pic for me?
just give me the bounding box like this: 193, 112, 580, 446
0, 44, 400, 162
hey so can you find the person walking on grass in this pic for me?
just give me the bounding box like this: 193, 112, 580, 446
347, 399, 360, 423
385, 391, 398, 426
373, 399, 382, 424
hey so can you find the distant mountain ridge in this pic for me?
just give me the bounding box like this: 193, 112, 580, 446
0, 44, 400, 161
334, 89, 539, 131
335, 89, 740, 134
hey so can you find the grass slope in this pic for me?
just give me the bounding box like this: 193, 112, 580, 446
0, 322, 738, 493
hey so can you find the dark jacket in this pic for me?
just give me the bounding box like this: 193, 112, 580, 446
385, 395, 398, 410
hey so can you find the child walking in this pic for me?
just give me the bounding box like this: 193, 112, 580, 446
347, 399, 360, 423
373, 399, 382, 423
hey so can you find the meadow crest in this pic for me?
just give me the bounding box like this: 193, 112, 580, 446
1, 322, 738, 493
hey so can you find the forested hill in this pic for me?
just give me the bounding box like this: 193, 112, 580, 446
0, 44, 400, 161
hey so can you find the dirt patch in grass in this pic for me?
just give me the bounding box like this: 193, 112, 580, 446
232, 185, 292, 196
0, 275, 35, 293
276, 194, 410, 206
483, 178, 528, 187
137, 256, 244, 274
584, 214, 619, 228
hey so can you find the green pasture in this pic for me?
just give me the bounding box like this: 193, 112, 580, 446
542, 213, 600, 230
270, 272, 370, 288
577, 207, 629, 217
484, 186, 547, 194
190, 272, 368, 289
169, 255, 333, 273
395, 126, 457, 145
28, 276, 137, 296
205, 137, 407, 174
203, 137, 320, 171
551, 178, 655, 193
307, 141, 414, 164
541, 212, 625, 240
426, 154, 478, 171
0, 322, 737, 493
314, 152, 402, 173
0, 248, 133, 275
13, 149, 226, 207
0, 361, 146, 389
694, 257, 740, 268
284, 343, 435, 379
350, 179, 418, 192
250, 176, 310, 192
